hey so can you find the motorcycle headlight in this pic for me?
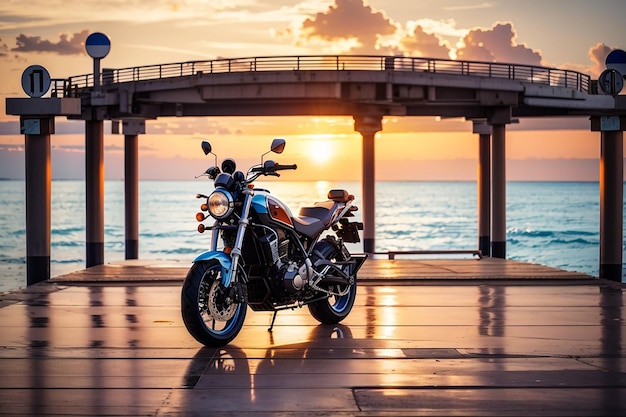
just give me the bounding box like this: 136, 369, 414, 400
208, 190, 234, 219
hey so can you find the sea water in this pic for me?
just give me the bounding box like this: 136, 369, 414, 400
0, 180, 623, 292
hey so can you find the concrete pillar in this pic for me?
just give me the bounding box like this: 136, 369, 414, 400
591, 115, 625, 282
23, 117, 54, 285
599, 130, 623, 282
122, 120, 145, 260
125, 133, 138, 259
491, 123, 507, 259
474, 121, 491, 257
85, 120, 105, 267
7, 97, 81, 285
354, 115, 382, 254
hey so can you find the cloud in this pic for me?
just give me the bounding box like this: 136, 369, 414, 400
51, 144, 84, 152
0, 37, 8, 57
399, 24, 451, 59
0, 143, 24, 152
588, 42, 614, 79
11, 30, 89, 55
455, 22, 542, 65
148, 118, 238, 135
296, 0, 399, 54
291, 3, 545, 65
443, 2, 496, 11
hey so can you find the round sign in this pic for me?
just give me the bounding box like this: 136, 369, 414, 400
21, 65, 51, 98
606, 49, 626, 77
598, 68, 624, 96
85, 32, 111, 59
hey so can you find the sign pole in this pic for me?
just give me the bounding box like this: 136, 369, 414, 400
93, 58, 101, 90
85, 32, 111, 89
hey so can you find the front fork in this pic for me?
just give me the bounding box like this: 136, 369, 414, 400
215, 187, 254, 287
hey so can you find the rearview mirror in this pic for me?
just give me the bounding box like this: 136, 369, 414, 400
201, 141, 212, 156
270, 138, 285, 154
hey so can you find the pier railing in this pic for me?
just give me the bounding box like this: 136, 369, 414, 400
54, 55, 591, 97
373, 249, 483, 260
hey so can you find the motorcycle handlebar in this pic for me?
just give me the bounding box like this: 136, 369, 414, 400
275, 163, 297, 171
250, 162, 298, 175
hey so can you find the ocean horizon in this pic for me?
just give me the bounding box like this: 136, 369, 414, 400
1, 179, 624, 292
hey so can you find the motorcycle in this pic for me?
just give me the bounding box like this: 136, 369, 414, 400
181, 138, 367, 347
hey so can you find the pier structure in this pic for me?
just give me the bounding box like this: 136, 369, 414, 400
6, 54, 626, 283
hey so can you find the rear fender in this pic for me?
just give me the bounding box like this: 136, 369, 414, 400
192, 251, 233, 286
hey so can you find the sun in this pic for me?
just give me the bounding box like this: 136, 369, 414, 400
307, 137, 334, 164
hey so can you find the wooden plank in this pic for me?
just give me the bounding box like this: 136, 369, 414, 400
49, 258, 595, 284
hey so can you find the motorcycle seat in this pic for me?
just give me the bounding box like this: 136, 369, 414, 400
291, 215, 326, 237
293, 198, 346, 237
298, 200, 340, 223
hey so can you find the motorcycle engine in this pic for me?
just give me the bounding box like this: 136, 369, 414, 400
259, 230, 313, 295
279, 261, 311, 294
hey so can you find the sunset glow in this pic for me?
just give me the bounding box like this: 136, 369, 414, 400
307, 136, 336, 165
0, 1, 624, 181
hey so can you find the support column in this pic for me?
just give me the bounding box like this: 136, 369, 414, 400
491, 123, 507, 259
23, 117, 54, 285
125, 133, 138, 259
85, 119, 105, 267
600, 130, 623, 282
474, 121, 491, 257
7, 97, 81, 285
592, 115, 625, 282
122, 120, 145, 260
354, 115, 382, 254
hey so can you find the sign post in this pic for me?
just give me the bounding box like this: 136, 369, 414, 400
599, 68, 624, 96
606, 49, 626, 77
85, 32, 111, 89
21, 65, 51, 98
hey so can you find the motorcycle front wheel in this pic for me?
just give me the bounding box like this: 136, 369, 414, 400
181, 261, 247, 347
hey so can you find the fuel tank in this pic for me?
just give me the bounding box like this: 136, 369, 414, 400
251, 190, 294, 229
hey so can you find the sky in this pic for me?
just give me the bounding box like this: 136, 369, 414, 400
0, 0, 624, 181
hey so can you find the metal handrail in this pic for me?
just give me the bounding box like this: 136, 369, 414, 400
373, 249, 483, 260
62, 55, 591, 96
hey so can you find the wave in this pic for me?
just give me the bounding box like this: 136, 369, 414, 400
548, 237, 598, 246
508, 228, 551, 238
139, 231, 181, 239
51, 258, 84, 264
151, 247, 201, 255
0, 256, 26, 264
52, 227, 85, 236
51, 240, 84, 248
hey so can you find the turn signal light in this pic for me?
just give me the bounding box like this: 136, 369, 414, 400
197, 224, 206, 233
200, 203, 208, 211
196, 212, 206, 222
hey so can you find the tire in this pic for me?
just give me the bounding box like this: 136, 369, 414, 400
307, 241, 357, 324
181, 261, 247, 347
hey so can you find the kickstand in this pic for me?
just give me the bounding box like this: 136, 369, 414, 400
268, 311, 278, 332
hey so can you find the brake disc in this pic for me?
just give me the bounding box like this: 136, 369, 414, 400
207, 280, 237, 321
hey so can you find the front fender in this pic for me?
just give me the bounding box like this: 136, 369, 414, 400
192, 251, 233, 286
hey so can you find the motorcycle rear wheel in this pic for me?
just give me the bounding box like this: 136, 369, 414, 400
307, 241, 357, 324
181, 261, 247, 347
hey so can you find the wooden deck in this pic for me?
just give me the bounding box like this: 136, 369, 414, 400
49, 257, 596, 285
2, 257, 624, 416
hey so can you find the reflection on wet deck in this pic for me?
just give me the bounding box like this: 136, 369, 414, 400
0, 261, 624, 416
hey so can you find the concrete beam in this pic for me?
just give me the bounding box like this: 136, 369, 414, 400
6, 98, 81, 116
